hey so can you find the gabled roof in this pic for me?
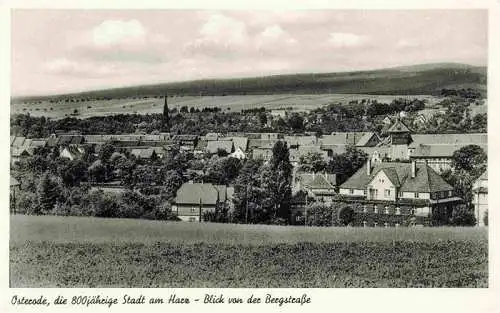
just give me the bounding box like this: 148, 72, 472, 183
295, 172, 337, 190
12, 136, 26, 147
206, 140, 233, 154
10, 176, 20, 187
341, 162, 453, 193
175, 183, 219, 205
61, 145, 85, 159
356, 132, 379, 147
387, 120, 411, 133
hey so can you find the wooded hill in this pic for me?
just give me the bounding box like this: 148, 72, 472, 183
13, 63, 487, 102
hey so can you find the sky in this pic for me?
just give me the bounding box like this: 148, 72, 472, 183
11, 9, 488, 96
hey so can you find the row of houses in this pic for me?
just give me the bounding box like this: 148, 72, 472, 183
172, 158, 488, 226
11, 120, 488, 172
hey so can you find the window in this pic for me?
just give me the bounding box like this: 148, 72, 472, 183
349, 189, 354, 194
398, 191, 403, 198
395, 207, 401, 215
362, 205, 367, 213
363, 189, 367, 195
384, 189, 391, 197
448, 190, 453, 197
384, 206, 389, 214
363, 221, 367, 228
373, 205, 378, 214
414, 192, 419, 198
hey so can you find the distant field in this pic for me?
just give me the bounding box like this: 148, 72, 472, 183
10, 215, 488, 287
10, 94, 443, 119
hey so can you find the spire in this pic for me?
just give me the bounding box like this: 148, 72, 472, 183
163, 92, 170, 131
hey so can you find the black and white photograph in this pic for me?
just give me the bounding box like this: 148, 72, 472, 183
6, 6, 492, 295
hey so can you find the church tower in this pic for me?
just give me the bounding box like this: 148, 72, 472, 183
162, 93, 170, 131
387, 119, 412, 161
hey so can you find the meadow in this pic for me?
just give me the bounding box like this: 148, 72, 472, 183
10, 215, 488, 288
10, 94, 442, 119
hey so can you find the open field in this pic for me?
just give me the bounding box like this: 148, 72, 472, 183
10, 215, 488, 287
10, 94, 443, 119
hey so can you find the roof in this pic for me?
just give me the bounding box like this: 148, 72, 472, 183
248, 139, 279, 149
130, 148, 156, 159
411, 144, 488, 158
10, 176, 20, 187
206, 140, 233, 154
295, 172, 337, 190
284, 135, 317, 146
12, 136, 26, 147
172, 134, 198, 141
320, 144, 348, 154
387, 120, 411, 133
61, 146, 84, 159
340, 162, 453, 193
356, 132, 378, 147
473, 170, 488, 193
229, 137, 248, 152
409, 133, 487, 148
175, 183, 219, 205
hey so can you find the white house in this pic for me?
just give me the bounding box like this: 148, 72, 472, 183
472, 170, 488, 226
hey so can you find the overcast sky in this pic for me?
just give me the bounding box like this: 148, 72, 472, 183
11, 9, 487, 96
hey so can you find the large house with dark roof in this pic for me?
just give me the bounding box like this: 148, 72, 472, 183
337, 159, 461, 226
172, 183, 234, 222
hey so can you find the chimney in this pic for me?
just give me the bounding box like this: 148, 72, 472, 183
411, 160, 416, 178
366, 159, 372, 176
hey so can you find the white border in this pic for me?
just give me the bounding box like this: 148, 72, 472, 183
1, 1, 499, 313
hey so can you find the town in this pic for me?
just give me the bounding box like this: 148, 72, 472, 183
10, 91, 488, 228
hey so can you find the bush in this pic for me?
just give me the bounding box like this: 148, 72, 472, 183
15, 192, 40, 215
451, 205, 476, 226
305, 203, 338, 227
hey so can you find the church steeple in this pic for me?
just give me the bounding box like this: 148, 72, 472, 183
162, 92, 170, 131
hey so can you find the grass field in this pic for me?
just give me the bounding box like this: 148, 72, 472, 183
10, 215, 488, 288
10, 94, 442, 119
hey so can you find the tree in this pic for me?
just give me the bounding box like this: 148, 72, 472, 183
327, 147, 368, 184
288, 113, 305, 133
483, 210, 488, 226
233, 159, 265, 223
98, 143, 115, 163
451, 145, 487, 178
261, 141, 293, 223
338, 206, 355, 226
37, 172, 61, 213
58, 159, 87, 187
298, 152, 327, 173
204, 156, 242, 185
88, 160, 106, 183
